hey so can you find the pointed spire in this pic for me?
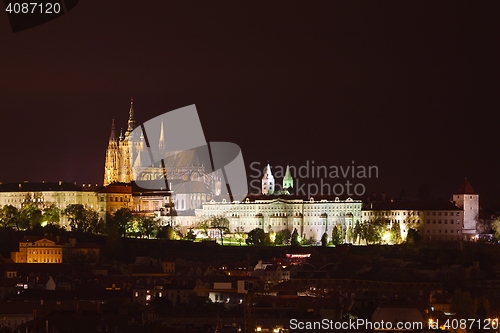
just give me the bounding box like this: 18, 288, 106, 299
109, 119, 116, 141
119, 128, 124, 141
158, 120, 165, 152
283, 164, 293, 192
455, 177, 477, 194
127, 98, 135, 132
284, 164, 292, 179
262, 163, 275, 195
262, 163, 274, 180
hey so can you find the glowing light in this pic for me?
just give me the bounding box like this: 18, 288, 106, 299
286, 254, 311, 259
382, 231, 391, 243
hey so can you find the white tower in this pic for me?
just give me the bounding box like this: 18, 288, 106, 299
262, 163, 275, 195
453, 178, 479, 235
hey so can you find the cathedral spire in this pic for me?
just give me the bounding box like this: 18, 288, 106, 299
127, 98, 135, 132
158, 120, 165, 152
109, 119, 116, 141
283, 164, 293, 193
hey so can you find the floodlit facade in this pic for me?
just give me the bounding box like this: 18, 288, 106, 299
103, 99, 221, 212
195, 165, 363, 242
452, 178, 479, 237
11, 236, 63, 263
363, 201, 464, 242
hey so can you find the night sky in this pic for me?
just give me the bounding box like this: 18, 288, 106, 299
1, 2, 499, 206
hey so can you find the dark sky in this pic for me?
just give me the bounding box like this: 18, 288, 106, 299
1, 2, 499, 206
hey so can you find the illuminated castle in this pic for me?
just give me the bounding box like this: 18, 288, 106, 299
103, 99, 221, 211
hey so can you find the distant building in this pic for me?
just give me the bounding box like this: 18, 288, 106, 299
362, 179, 480, 242
452, 178, 479, 237
103, 99, 221, 212
363, 201, 463, 242
0, 181, 102, 226
195, 165, 362, 242
102, 183, 133, 215
11, 236, 63, 263
11, 237, 100, 263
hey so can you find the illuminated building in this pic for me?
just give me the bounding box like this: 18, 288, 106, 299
102, 183, 133, 215
0, 181, 137, 226
452, 178, 479, 237
362, 201, 464, 242
362, 180, 480, 242
103, 99, 221, 211
11, 236, 63, 263
194, 165, 363, 242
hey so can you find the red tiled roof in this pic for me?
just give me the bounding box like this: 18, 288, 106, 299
455, 178, 477, 195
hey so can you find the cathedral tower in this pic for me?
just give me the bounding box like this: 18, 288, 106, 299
262, 163, 275, 195
103, 119, 119, 186
283, 164, 293, 193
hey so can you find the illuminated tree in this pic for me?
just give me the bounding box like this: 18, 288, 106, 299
0, 205, 19, 229
361, 219, 385, 245
275, 228, 291, 245
20, 203, 43, 229
234, 226, 246, 245
389, 222, 402, 244
492, 217, 500, 239
157, 224, 176, 240
208, 216, 230, 245
42, 204, 60, 225
345, 225, 353, 243
331, 224, 343, 246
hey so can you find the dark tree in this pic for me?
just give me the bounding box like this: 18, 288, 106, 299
321, 232, 328, 247
112, 208, 133, 237
246, 228, 266, 245
406, 228, 421, 244
291, 228, 300, 246
184, 228, 196, 241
